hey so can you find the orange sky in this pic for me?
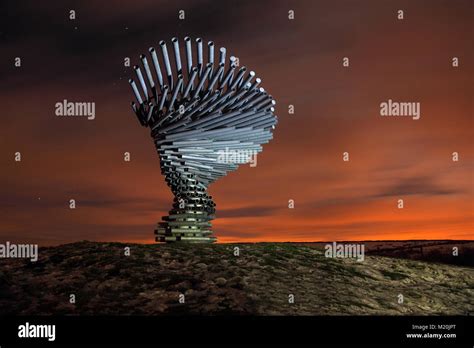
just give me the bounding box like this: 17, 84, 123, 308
0, 0, 472, 245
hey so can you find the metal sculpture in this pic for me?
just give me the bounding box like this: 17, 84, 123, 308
128, 37, 277, 243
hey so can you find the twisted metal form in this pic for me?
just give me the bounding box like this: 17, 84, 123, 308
128, 37, 277, 243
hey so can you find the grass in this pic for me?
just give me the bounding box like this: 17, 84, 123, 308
380, 269, 409, 281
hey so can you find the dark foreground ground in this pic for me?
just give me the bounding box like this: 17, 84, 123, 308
0, 241, 472, 315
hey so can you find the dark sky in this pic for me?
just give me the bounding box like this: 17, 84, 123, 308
0, 0, 472, 245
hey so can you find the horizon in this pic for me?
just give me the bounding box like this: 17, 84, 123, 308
5, 238, 472, 248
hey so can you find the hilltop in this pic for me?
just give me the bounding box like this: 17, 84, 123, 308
0, 241, 472, 315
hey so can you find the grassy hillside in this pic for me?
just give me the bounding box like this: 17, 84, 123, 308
0, 241, 472, 315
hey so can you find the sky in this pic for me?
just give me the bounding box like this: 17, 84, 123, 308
0, 0, 472, 245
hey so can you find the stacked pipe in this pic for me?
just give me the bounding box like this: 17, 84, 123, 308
129, 37, 277, 243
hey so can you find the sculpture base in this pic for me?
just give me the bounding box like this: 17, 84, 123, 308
154, 168, 217, 243
154, 211, 217, 243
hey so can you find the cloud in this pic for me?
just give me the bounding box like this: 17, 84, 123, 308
374, 176, 459, 198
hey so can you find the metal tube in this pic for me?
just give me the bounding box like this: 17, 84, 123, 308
165, 126, 255, 142
214, 86, 249, 112
192, 63, 211, 99
250, 77, 261, 91
163, 96, 200, 127
194, 90, 220, 112
134, 66, 148, 100
253, 96, 273, 111
231, 111, 270, 128
254, 95, 276, 111
129, 79, 143, 104
197, 109, 260, 129
182, 97, 200, 114
196, 38, 203, 75
172, 37, 182, 75
185, 37, 193, 77
199, 89, 220, 109
203, 127, 261, 139
207, 63, 224, 92
219, 64, 235, 90
199, 87, 236, 115
168, 75, 183, 110
249, 117, 277, 130
226, 82, 252, 109
172, 113, 221, 129
230, 67, 246, 90
141, 55, 155, 89
146, 104, 155, 123
240, 70, 255, 89
160, 40, 173, 90
155, 89, 192, 129
158, 85, 169, 111
183, 67, 198, 99
231, 111, 271, 128
242, 89, 267, 110
219, 47, 226, 67
231, 88, 259, 109
149, 47, 164, 90
207, 41, 214, 78
187, 97, 215, 120
131, 102, 144, 126
131, 102, 146, 126
164, 128, 205, 141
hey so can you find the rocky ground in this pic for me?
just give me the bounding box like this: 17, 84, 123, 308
0, 241, 472, 315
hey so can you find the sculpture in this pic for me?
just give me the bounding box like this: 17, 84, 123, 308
128, 37, 277, 243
